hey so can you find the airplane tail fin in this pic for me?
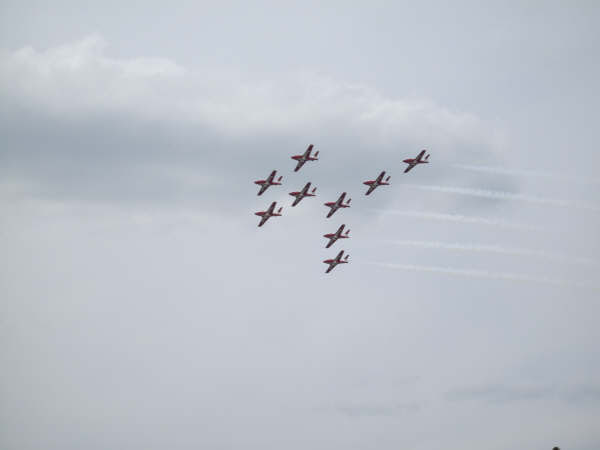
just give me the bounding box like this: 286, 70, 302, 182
344, 254, 350, 261
277, 207, 283, 214
314, 150, 319, 158
385, 175, 391, 183
312, 187, 317, 194
347, 198, 352, 205
345, 229, 350, 236
277, 175, 283, 182
425, 154, 430, 161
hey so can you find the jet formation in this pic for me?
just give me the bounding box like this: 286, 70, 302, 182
253, 145, 430, 273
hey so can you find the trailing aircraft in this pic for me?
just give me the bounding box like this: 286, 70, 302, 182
323, 250, 350, 273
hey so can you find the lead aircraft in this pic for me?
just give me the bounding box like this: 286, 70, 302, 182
324, 192, 351, 218
289, 182, 317, 207
254, 170, 283, 196
255, 201, 283, 227
323, 250, 350, 273
363, 171, 391, 195
403, 149, 430, 173
291, 144, 319, 172
323, 224, 350, 248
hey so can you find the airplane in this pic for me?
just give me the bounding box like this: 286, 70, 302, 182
323, 249, 350, 274
403, 149, 430, 173
254, 201, 283, 227
324, 192, 351, 218
291, 144, 319, 172
363, 171, 391, 195
254, 170, 283, 196
289, 182, 317, 207
323, 224, 350, 248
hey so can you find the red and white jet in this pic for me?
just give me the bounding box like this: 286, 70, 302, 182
323, 249, 350, 273
255, 201, 283, 227
291, 144, 319, 172
363, 171, 391, 195
254, 170, 283, 196
403, 149, 430, 173
289, 182, 317, 207
324, 192, 351, 218
323, 224, 350, 248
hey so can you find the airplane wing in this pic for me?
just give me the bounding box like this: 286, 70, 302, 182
326, 265, 334, 273
336, 224, 345, 236
404, 162, 416, 173
335, 250, 344, 261
366, 184, 377, 195
258, 183, 269, 195
303, 144, 313, 158
376, 171, 385, 183
302, 182, 311, 195
337, 192, 346, 206
267, 170, 276, 183
417, 149, 426, 161
258, 215, 269, 227
326, 238, 336, 248
294, 160, 305, 172
326, 206, 337, 218
267, 202, 276, 214
292, 196, 302, 207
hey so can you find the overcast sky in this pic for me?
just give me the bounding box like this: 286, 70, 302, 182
1, 2, 599, 449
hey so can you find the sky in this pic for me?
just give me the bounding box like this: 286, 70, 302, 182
1, 1, 599, 449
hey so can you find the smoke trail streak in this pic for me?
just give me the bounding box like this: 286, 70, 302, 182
453, 163, 600, 187
389, 240, 598, 267
404, 184, 600, 213
373, 209, 542, 232
365, 262, 598, 290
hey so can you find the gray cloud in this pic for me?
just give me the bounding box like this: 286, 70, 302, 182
0, 35, 510, 214
446, 383, 600, 408
446, 384, 554, 404
332, 402, 421, 418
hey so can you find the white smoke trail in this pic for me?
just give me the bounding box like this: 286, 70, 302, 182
404, 184, 600, 213
389, 240, 599, 267
453, 163, 600, 187
373, 209, 542, 232
365, 262, 598, 290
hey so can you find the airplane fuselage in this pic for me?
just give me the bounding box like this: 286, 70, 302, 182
255, 210, 281, 226
291, 191, 315, 199
325, 201, 349, 218
292, 155, 318, 162
255, 180, 282, 186
323, 259, 347, 273
324, 233, 349, 248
